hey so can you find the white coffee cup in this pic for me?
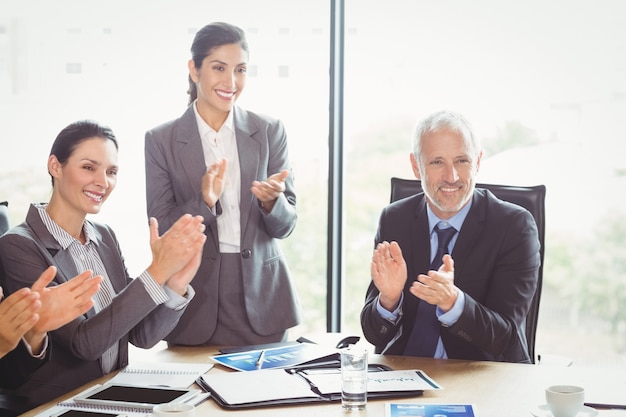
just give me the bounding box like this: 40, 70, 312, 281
152, 403, 195, 417
545, 385, 584, 417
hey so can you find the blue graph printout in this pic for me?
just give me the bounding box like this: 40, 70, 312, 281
385, 403, 476, 417
210, 343, 338, 371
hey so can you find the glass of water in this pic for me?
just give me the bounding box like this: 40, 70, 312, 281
340, 346, 368, 411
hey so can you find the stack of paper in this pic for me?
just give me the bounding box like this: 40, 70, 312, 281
107, 362, 213, 388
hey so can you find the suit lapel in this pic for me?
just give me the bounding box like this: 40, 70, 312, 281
411, 198, 432, 276
233, 107, 260, 238
89, 226, 125, 294
450, 189, 487, 283
25, 205, 97, 318
176, 107, 207, 192
26, 206, 79, 284
402, 197, 431, 324
176, 106, 221, 249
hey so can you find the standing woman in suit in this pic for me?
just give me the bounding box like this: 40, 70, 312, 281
0, 120, 206, 407
145, 22, 301, 346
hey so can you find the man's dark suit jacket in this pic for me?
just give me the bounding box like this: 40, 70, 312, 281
360, 188, 540, 363
0, 342, 48, 415
0, 342, 47, 389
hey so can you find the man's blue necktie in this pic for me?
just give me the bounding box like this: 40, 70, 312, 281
403, 224, 457, 357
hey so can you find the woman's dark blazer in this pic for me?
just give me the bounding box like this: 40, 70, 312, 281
145, 105, 301, 345
0, 205, 187, 406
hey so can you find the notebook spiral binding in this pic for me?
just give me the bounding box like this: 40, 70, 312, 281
57, 400, 148, 413
121, 368, 197, 375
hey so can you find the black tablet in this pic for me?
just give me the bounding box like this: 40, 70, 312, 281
73, 383, 200, 409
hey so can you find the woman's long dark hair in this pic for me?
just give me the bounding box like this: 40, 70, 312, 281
187, 22, 249, 105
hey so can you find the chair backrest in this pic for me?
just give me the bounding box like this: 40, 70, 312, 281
0, 201, 9, 236
390, 177, 546, 363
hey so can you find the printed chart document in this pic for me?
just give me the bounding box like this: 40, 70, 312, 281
107, 362, 213, 388
303, 369, 441, 396
210, 342, 339, 371
385, 403, 477, 417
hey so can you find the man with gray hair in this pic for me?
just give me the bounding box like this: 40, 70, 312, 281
360, 110, 540, 363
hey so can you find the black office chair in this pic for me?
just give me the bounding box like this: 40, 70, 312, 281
0, 201, 9, 236
389, 177, 545, 364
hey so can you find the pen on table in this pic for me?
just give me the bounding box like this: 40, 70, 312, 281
584, 402, 626, 410
256, 350, 266, 369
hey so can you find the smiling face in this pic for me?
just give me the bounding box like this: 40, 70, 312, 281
411, 127, 482, 219
48, 137, 118, 218
188, 42, 248, 126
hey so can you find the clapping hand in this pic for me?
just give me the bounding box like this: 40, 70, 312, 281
410, 254, 458, 312
29, 266, 101, 335
371, 241, 408, 312
147, 214, 206, 293
0, 266, 102, 357
0, 286, 40, 358
202, 159, 227, 209
251, 169, 288, 212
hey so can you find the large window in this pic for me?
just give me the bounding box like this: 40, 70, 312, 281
0, 0, 330, 337
1, 0, 625, 367
342, 0, 626, 367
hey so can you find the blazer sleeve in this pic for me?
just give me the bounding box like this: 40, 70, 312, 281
255, 117, 297, 239
0, 341, 48, 389
361, 285, 405, 353
360, 199, 423, 354
0, 226, 185, 361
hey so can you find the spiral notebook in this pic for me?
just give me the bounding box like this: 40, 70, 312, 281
42, 400, 152, 417
107, 362, 213, 388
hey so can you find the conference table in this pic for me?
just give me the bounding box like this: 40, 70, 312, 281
21, 339, 626, 417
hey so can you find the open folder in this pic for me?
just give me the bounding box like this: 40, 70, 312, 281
196, 367, 441, 409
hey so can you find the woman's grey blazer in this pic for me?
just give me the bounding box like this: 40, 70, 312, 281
145, 105, 302, 345
0, 205, 187, 406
